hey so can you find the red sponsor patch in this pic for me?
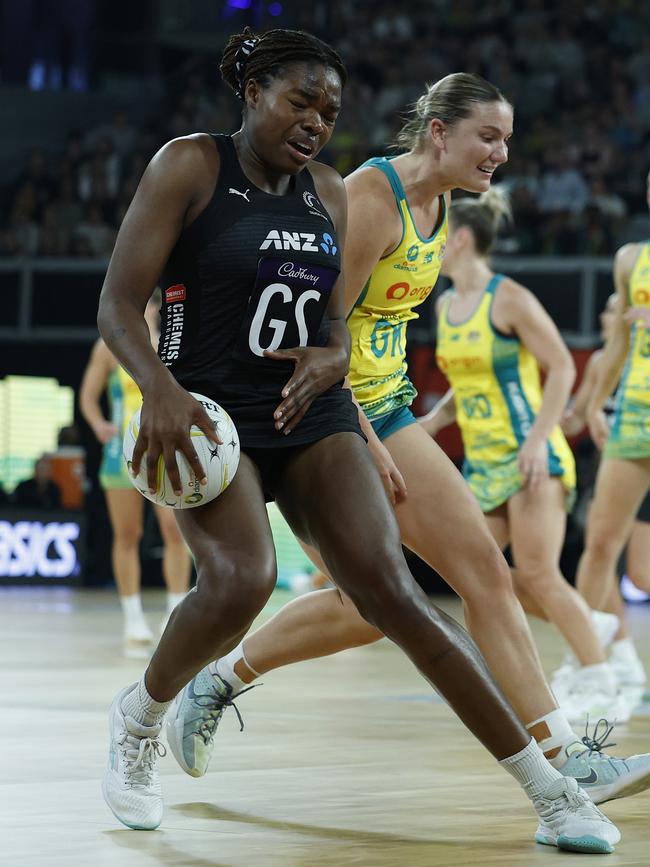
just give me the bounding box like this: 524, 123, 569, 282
165, 284, 186, 303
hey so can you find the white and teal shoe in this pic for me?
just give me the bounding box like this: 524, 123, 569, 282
533, 777, 620, 854
102, 684, 166, 830
166, 666, 255, 777
560, 718, 650, 805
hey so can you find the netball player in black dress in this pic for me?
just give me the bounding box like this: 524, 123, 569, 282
98, 28, 618, 853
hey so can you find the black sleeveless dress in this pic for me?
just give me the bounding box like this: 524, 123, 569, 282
157, 135, 362, 493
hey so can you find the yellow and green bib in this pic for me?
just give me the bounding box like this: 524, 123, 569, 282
605, 242, 650, 459
347, 157, 447, 420
99, 366, 142, 489
436, 274, 576, 512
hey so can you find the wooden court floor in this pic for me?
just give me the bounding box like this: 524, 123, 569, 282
1, 587, 649, 867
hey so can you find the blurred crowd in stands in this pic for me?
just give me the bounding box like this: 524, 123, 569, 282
2, 0, 650, 258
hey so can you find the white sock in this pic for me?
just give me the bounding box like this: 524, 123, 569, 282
166, 591, 186, 615
526, 709, 579, 769
210, 641, 256, 693
120, 593, 145, 623
500, 738, 564, 801
121, 677, 171, 727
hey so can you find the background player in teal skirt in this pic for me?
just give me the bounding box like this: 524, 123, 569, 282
563, 292, 649, 690
575, 171, 650, 654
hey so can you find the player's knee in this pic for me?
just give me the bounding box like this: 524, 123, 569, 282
194, 554, 276, 628
460, 546, 514, 607
113, 524, 143, 549
587, 525, 621, 564
513, 563, 558, 599
236, 559, 277, 610
348, 565, 417, 631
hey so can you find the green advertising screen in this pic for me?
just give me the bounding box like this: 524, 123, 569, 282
0, 376, 74, 492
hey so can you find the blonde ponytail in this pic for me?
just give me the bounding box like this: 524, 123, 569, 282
449, 185, 511, 254
477, 186, 512, 231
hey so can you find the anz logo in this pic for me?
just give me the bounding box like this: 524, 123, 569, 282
260, 230, 338, 255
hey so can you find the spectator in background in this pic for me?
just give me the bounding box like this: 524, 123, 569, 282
537, 148, 590, 216
3, 182, 41, 255
168, 90, 200, 139
546, 23, 585, 84
13, 456, 62, 510
77, 140, 121, 206
72, 203, 116, 256
43, 176, 83, 253
86, 110, 138, 158
580, 122, 614, 182
588, 176, 627, 223
40, 201, 71, 255
62, 130, 85, 175
8, 149, 54, 219
578, 204, 613, 255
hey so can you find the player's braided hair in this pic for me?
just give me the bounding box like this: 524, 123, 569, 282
220, 27, 347, 102
395, 73, 510, 151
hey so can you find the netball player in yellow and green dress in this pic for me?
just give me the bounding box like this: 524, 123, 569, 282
574, 167, 650, 673
80, 293, 191, 657
562, 293, 648, 689
420, 188, 626, 722
167, 74, 650, 813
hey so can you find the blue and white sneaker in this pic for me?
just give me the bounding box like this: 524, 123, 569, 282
560, 718, 650, 805
166, 666, 255, 777
534, 777, 620, 854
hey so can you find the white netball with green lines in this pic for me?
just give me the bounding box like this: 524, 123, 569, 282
122, 392, 239, 509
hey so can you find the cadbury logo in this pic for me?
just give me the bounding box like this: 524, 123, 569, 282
278, 262, 320, 284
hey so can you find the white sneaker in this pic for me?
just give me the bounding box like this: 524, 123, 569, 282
550, 611, 619, 698
550, 657, 577, 702
609, 640, 647, 687
123, 619, 155, 659
591, 611, 620, 648
533, 777, 620, 853
561, 673, 631, 726
102, 684, 166, 830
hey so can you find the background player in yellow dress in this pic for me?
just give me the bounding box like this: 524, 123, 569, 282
80, 292, 191, 657
422, 188, 625, 722
561, 293, 648, 690
575, 168, 650, 638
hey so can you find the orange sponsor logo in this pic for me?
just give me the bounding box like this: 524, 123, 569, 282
633, 288, 650, 305
387, 282, 409, 300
